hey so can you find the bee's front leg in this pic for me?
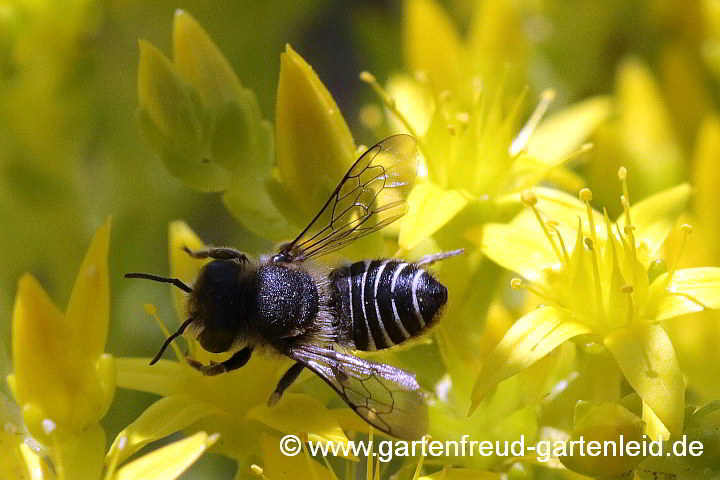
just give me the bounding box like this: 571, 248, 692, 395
182, 246, 248, 263
187, 346, 254, 376
267, 362, 305, 406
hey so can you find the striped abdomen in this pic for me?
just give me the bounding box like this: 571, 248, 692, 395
330, 259, 448, 351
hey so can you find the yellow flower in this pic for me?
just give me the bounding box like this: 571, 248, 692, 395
6, 218, 114, 478
470, 171, 720, 441
109, 221, 355, 474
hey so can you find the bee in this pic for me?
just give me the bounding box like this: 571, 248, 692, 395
126, 135, 462, 440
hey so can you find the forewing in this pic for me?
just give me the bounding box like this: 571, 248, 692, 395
288, 344, 428, 440
280, 134, 418, 261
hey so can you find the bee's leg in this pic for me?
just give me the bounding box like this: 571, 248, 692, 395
267, 362, 305, 406
416, 248, 465, 266
182, 246, 248, 263
187, 346, 254, 376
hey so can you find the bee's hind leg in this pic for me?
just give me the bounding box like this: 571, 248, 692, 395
416, 248, 465, 266
187, 346, 254, 376
182, 246, 248, 263
267, 362, 305, 406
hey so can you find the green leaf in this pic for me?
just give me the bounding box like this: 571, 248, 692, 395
604, 323, 684, 436
469, 306, 591, 415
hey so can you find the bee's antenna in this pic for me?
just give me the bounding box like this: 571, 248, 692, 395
150, 317, 195, 365
125, 273, 193, 294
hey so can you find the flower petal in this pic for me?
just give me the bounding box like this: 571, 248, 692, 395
65, 217, 110, 360
404, 0, 463, 93
399, 183, 468, 250
469, 306, 591, 414
616, 183, 690, 265
420, 468, 503, 479
604, 323, 685, 436
116, 357, 183, 397
275, 44, 356, 220
246, 393, 349, 446
527, 96, 611, 166
57, 423, 105, 480
258, 433, 336, 480
650, 267, 720, 321
478, 222, 560, 282
113, 431, 218, 480
106, 394, 222, 465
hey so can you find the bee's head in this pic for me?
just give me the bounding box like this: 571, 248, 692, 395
187, 259, 251, 353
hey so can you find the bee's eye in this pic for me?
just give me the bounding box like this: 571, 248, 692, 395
198, 328, 234, 353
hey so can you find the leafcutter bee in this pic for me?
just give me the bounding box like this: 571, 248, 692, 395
127, 135, 462, 440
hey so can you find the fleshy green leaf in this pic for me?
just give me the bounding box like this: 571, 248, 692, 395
113, 431, 218, 480
604, 323, 684, 437
399, 182, 468, 250
469, 306, 591, 414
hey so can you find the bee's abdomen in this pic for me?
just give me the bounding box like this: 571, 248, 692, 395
332, 259, 447, 351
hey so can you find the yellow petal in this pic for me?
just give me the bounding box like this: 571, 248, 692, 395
258, 433, 336, 480
399, 183, 468, 250
692, 115, 720, 257
616, 183, 690, 265
275, 45, 356, 219
561, 402, 645, 476
469, 306, 591, 415
172, 10, 242, 106
247, 393, 349, 447
420, 468, 503, 479
106, 394, 222, 465
66, 217, 110, 359
604, 323, 684, 436
478, 222, 559, 282
650, 267, 720, 321
617, 58, 685, 197
404, 0, 462, 93
57, 423, 105, 480
168, 220, 207, 323
526, 96, 611, 165
113, 431, 218, 480
116, 357, 184, 397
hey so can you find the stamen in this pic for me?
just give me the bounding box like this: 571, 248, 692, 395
584, 238, 606, 323
522, 190, 565, 265
547, 220, 570, 266
579, 188, 599, 247
510, 89, 556, 156
360, 70, 434, 165
250, 465, 271, 480
411, 435, 431, 480
510, 278, 559, 307
667, 224, 693, 284
618, 167, 632, 226
299, 432, 321, 480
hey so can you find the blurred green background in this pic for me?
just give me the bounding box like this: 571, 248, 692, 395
2, 0, 719, 478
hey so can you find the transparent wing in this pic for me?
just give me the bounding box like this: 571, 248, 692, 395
279, 134, 418, 261
288, 344, 428, 440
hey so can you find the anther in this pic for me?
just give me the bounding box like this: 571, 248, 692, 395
618, 166, 628, 181
584, 238, 594, 250
359, 71, 375, 84
579, 188, 593, 202
521, 190, 537, 206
